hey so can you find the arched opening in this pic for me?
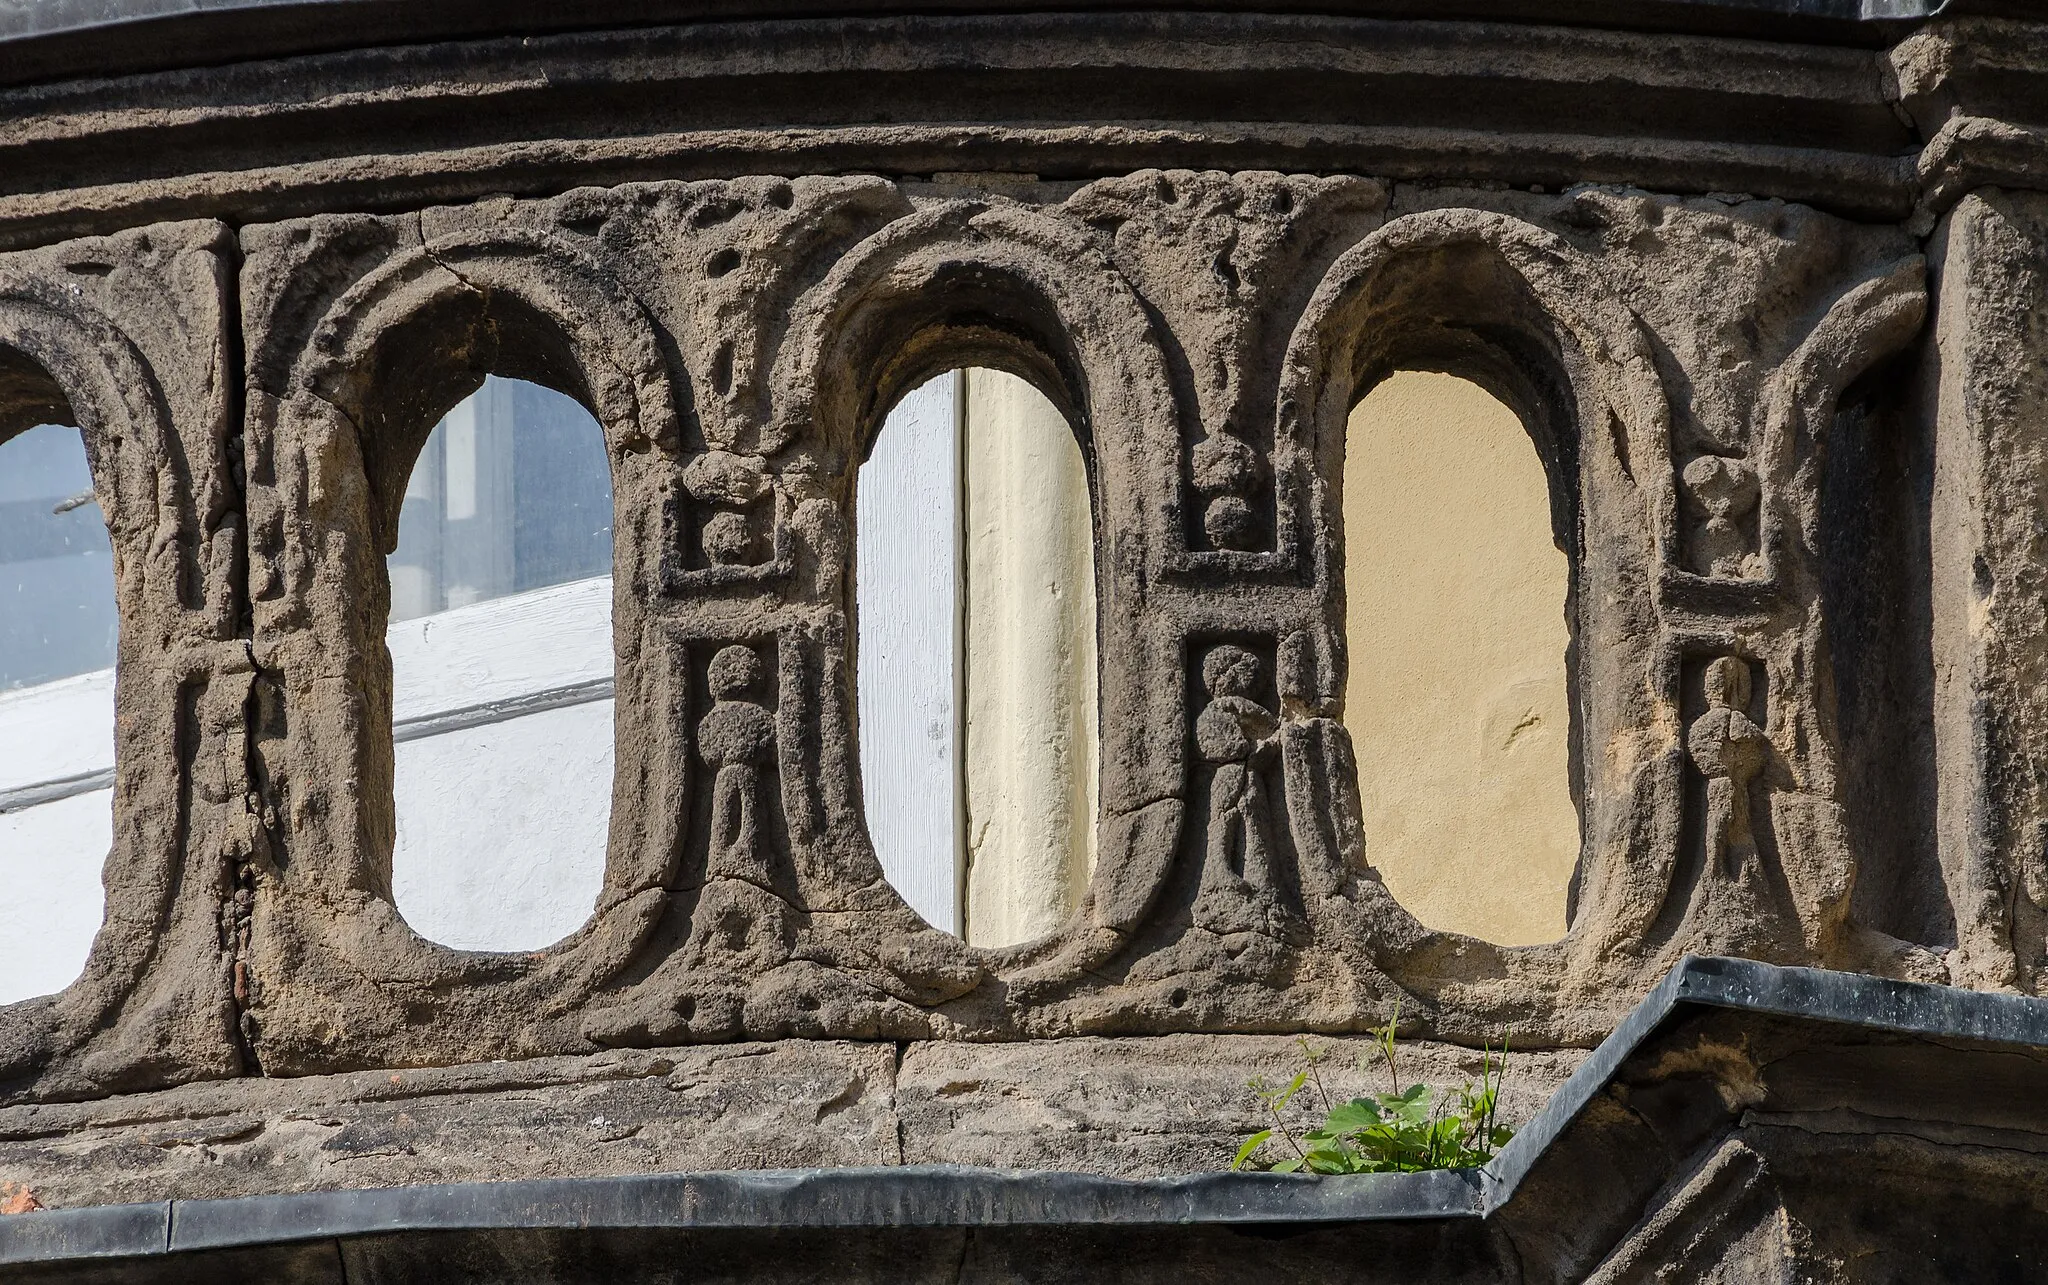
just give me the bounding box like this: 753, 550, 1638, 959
1343, 371, 1578, 946
0, 421, 115, 1004
855, 368, 1098, 945
386, 374, 614, 953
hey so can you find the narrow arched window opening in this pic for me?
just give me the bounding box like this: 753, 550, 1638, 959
386, 375, 614, 953
0, 422, 115, 1003
1344, 371, 1578, 946
855, 368, 1098, 946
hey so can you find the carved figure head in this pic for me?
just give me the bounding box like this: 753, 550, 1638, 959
1681, 454, 1759, 521
681, 449, 773, 507
1703, 655, 1752, 712
708, 644, 764, 700
702, 510, 757, 564
1203, 495, 1259, 550
1191, 433, 1261, 495
1202, 644, 1263, 701
1191, 431, 1265, 551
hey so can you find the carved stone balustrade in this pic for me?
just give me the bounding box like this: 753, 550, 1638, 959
2, 3, 2048, 1280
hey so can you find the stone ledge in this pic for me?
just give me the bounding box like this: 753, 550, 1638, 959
0, 1036, 1583, 1210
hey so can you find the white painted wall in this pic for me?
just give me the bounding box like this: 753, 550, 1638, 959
855, 373, 963, 935
0, 671, 114, 1005
0, 422, 117, 1004
0, 786, 109, 1004
0, 668, 114, 797
387, 575, 614, 953
385, 574, 614, 721
383, 377, 616, 953
392, 698, 613, 952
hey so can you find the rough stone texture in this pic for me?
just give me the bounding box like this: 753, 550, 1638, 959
0, 5, 2045, 1280
0, 1041, 902, 1209
0, 1036, 1579, 1209
203, 173, 1934, 1079
1925, 188, 2048, 994
0, 223, 247, 1102
9, 959, 2048, 1282
896, 1034, 1580, 1176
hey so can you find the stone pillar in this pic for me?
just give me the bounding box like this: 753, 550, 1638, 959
1929, 190, 2048, 991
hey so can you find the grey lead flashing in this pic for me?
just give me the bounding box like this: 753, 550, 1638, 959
1476, 955, 2048, 1210
0, 1168, 1482, 1266
5, 957, 2047, 1269
0, 678, 614, 815
165, 1165, 1483, 1255
0, 1202, 168, 1266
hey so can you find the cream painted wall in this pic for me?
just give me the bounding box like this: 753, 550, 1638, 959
1343, 371, 1579, 946
961, 369, 1098, 948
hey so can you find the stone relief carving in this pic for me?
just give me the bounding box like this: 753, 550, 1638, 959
0, 224, 252, 1106
1680, 455, 1762, 578
1192, 644, 1284, 932
699, 643, 781, 887
676, 450, 781, 581
0, 172, 1947, 1104
1687, 657, 1771, 877
1190, 432, 1267, 552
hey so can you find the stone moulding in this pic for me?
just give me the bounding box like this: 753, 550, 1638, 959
0, 2, 2042, 1139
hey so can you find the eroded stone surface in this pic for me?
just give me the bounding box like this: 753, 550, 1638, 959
0, 171, 1960, 1101
0, 1042, 899, 1208
0, 1036, 1581, 1209
897, 1035, 1582, 1177
0, 27, 2037, 1273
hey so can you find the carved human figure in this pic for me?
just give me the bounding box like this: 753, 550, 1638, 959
1196, 645, 1282, 895
696, 644, 777, 883
1680, 454, 1761, 578
1686, 657, 1770, 876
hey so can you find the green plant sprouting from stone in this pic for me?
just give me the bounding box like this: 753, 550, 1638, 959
1232, 1004, 1514, 1175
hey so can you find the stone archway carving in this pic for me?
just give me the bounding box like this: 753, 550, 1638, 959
243, 219, 688, 1073
0, 224, 245, 1103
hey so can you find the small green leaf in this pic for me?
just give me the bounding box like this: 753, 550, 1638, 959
1272, 1069, 1310, 1110
1271, 1158, 1303, 1174
1232, 1129, 1273, 1171
1323, 1099, 1382, 1134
